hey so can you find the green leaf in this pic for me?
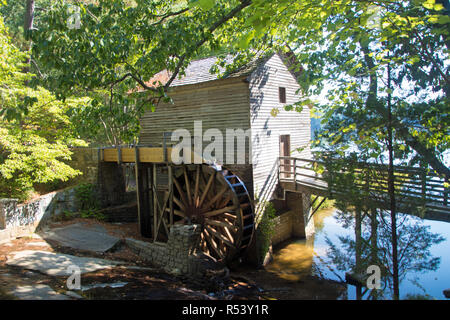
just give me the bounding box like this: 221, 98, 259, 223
193, 0, 215, 10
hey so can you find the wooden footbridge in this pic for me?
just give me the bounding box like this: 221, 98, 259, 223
278, 156, 450, 221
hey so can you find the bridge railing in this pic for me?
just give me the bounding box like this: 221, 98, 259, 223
278, 156, 449, 210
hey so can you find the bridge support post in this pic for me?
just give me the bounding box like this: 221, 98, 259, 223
286, 191, 315, 239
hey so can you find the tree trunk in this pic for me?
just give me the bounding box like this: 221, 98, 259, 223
24, 0, 35, 35
369, 208, 380, 300
23, 0, 35, 73
355, 206, 363, 300
387, 59, 400, 300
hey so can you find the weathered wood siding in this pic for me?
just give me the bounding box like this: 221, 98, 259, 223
140, 77, 250, 150
139, 77, 254, 191
249, 53, 312, 206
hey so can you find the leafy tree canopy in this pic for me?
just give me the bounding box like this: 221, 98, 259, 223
0, 14, 86, 200
27, 0, 449, 176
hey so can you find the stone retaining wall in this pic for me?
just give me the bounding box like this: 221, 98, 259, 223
66, 147, 100, 186
0, 187, 79, 243
126, 225, 222, 276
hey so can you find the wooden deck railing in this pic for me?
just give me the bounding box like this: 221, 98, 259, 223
278, 156, 449, 212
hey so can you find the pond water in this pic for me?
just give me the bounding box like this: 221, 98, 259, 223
266, 208, 450, 300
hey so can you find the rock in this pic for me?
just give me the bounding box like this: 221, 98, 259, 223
444, 289, 450, 298
80, 282, 128, 292
10, 284, 70, 300
24, 271, 38, 278
6, 250, 122, 276
118, 265, 158, 272
176, 287, 215, 300
65, 291, 83, 299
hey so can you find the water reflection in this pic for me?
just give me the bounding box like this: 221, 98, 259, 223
266, 208, 449, 300
265, 238, 315, 281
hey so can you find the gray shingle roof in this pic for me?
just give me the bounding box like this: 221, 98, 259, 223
169, 54, 270, 87
170, 56, 231, 86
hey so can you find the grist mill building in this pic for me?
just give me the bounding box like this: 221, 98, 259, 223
99, 51, 314, 264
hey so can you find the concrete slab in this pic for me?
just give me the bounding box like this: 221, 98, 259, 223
6, 250, 122, 276
10, 284, 70, 300
42, 223, 121, 253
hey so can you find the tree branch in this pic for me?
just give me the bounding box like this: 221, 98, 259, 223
164, 0, 253, 89
150, 7, 190, 26
360, 41, 450, 180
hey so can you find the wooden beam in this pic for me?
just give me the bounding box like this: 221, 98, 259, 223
102, 147, 173, 163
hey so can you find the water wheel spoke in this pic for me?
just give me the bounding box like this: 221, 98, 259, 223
183, 166, 192, 206
203, 227, 224, 259
173, 196, 186, 211
204, 218, 237, 234
223, 212, 236, 220
219, 193, 233, 208
205, 225, 235, 249
200, 231, 210, 255
194, 165, 200, 207
203, 206, 236, 218
174, 209, 186, 217
199, 171, 215, 207
221, 224, 236, 243
173, 177, 189, 207
202, 186, 228, 211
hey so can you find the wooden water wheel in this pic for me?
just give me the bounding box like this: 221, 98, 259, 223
171, 164, 254, 262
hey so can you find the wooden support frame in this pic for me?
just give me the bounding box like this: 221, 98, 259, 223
153, 164, 158, 241
135, 147, 141, 233
149, 163, 175, 242
135, 147, 153, 238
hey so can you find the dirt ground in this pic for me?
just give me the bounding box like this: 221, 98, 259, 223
0, 218, 346, 300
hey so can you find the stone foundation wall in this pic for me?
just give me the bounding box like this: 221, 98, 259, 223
126, 225, 222, 276
271, 210, 295, 246
286, 191, 314, 239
